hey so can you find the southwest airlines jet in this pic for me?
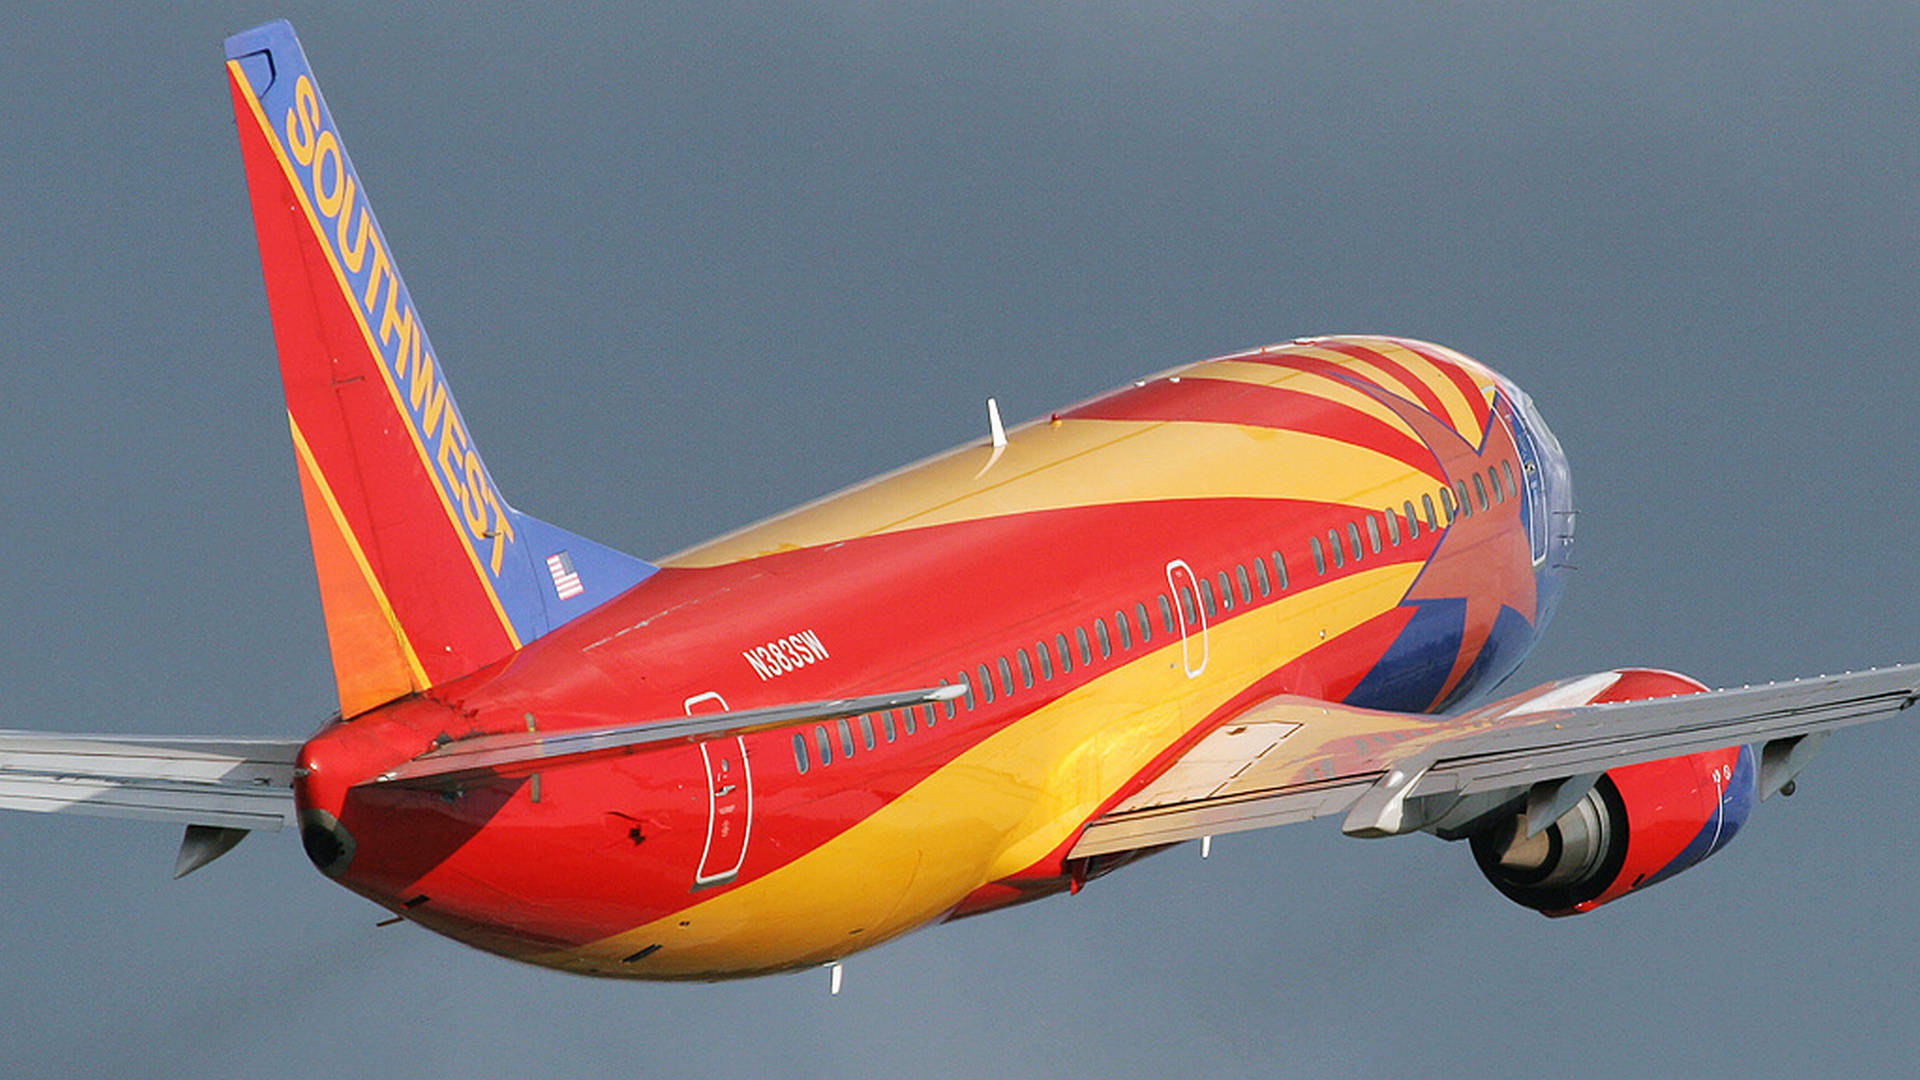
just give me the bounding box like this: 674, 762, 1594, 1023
3, 21, 1915, 981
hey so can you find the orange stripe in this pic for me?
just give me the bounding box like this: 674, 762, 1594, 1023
290, 416, 431, 713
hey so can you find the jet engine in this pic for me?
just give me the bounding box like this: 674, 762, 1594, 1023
1470, 670, 1759, 916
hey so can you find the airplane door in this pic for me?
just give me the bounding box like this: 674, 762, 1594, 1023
1165, 559, 1208, 678
685, 692, 752, 889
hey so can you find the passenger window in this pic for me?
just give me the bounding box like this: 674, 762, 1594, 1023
815, 725, 833, 766
1404, 500, 1422, 538
859, 714, 876, 751
1365, 515, 1382, 553
1422, 493, 1438, 530
1157, 595, 1175, 634
838, 717, 856, 758
1346, 522, 1363, 561
884, 710, 898, 742
1502, 459, 1518, 500
1036, 641, 1054, 680
1137, 601, 1154, 643
1095, 617, 1113, 658
1199, 576, 1218, 617
1486, 467, 1502, 504
1472, 473, 1488, 511
1439, 487, 1456, 523
1254, 557, 1271, 596
1115, 610, 1133, 650
1327, 529, 1345, 568
997, 656, 1013, 696
959, 672, 976, 710
977, 664, 995, 704
1017, 647, 1034, 688
1310, 535, 1327, 575
793, 732, 810, 773
1454, 480, 1472, 517
1055, 633, 1074, 674
1383, 509, 1400, 546
1235, 564, 1252, 604
1075, 626, 1092, 665
1272, 551, 1289, 590
922, 703, 937, 729
906, 704, 920, 733
1179, 585, 1198, 624
1214, 571, 1232, 611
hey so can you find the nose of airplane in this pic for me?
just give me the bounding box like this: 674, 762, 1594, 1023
1495, 378, 1576, 630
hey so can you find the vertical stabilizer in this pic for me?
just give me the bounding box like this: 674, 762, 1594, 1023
224, 21, 655, 716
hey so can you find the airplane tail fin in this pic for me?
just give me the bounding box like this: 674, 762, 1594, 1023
224, 21, 655, 717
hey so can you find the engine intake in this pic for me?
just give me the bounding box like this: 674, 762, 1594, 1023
1471, 780, 1628, 913
1469, 669, 1759, 916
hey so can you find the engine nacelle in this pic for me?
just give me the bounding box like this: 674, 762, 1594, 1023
1470, 669, 1759, 916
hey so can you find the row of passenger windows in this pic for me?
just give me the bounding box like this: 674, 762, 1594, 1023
792, 555, 1299, 776
791, 459, 1521, 776
792, 703, 941, 773
1307, 459, 1519, 574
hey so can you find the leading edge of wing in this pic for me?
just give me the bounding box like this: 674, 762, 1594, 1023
1071, 664, 1920, 858
365, 683, 970, 790
0, 732, 303, 831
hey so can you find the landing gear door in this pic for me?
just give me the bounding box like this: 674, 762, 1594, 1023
685, 692, 752, 889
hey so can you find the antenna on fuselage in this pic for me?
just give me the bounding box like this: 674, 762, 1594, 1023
975, 398, 1010, 478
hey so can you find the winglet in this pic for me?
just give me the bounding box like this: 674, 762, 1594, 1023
223, 22, 657, 715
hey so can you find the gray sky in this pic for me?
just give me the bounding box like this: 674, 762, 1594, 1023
3, 3, 1918, 1077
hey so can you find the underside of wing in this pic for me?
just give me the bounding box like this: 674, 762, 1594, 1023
0, 732, 302, 831
0, 731, 305, 877
1073, 664, 1920, 859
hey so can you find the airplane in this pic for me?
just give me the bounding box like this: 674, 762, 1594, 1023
2, 18, 1915, 982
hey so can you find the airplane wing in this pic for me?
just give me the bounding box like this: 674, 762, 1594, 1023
366, 683, 969, 789
1071, 664, 1920, 859
0, 732, 304, 876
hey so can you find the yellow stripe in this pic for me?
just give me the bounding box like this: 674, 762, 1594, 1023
664, 418, 1435, 568
1183, 360, 1426, 441
1283, 343, 1445, 419
1356, 338, 1487, 445
289, 416, 434, 690
229, 62, 521, 649
534, 559, 1421, 976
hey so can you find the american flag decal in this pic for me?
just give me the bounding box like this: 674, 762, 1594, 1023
546, 552, 585, 600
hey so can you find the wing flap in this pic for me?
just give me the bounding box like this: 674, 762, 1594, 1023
1072, 664, 1920, 859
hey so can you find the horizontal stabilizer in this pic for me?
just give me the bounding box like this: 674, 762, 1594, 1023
368, 684, 968, 789
0, 732, 301, 831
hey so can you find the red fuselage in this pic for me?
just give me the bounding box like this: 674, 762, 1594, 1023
294, 336, 1576, 978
